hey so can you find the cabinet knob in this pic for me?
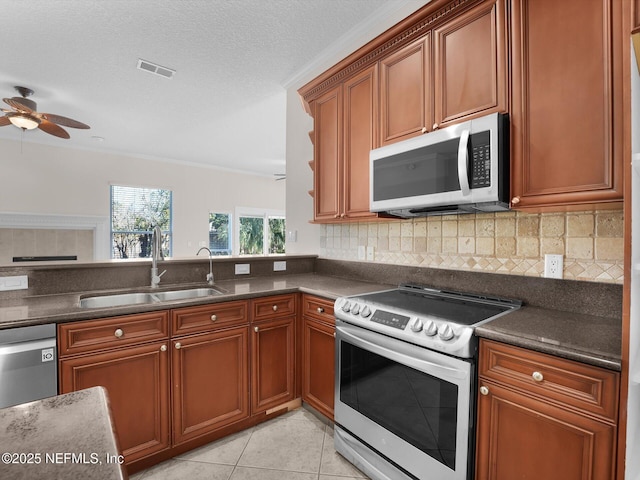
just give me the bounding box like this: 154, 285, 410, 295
340, 213, 345, 218
114, 328, 124, 338
480, 386, 489, 396
254, 326, 259, 333
210, 314, 217, 322
432, 123, 439, 130
511, 196, 521, 205
333, 332, 336, 338
317, 307, 324, 314
532, 371, 544, 382
334, 214, 340, 218
421, 126, 428, 134
175, 342, 181, 350
272, 305, 278, 312
160, 345, 167, 352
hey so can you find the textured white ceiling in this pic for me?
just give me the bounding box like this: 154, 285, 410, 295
0, 0, 426, 176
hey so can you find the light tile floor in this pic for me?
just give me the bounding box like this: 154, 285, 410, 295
130, 408, 368, 480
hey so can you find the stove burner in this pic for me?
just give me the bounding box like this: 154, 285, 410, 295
334, 284, 520, 358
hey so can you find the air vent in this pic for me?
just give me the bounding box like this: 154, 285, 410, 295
137, 59, 176, 79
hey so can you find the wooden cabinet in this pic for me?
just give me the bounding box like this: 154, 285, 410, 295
509, 0, 624, 210
476, 339, 620, 480
380, 36, 431, 145
170, 302, 250, 445
250, 295, 296, 413
301, 295, 335, 419
380, 0, 507, 145
58, 312, 171, 463
312, 65, 378, 222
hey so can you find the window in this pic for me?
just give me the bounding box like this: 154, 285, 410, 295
234, 208, 285, 255
209, 213, 232, 255
111, 185, 172, 259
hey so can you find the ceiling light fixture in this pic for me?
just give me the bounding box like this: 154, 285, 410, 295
8, 114, 40, 130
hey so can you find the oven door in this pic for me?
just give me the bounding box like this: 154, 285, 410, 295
335, 321, 473, 480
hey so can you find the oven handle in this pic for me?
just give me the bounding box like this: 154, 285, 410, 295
336, 322, 470, 381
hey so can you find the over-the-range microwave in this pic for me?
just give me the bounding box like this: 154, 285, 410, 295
370, 112, 510, 217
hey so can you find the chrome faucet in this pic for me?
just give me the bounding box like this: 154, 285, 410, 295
151, 225, 166, 288
196, 246, 215, 285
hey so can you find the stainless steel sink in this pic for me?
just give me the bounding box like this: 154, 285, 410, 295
79, 287, 225, 308
153, 288, 224, 301
79, 292, 156, 308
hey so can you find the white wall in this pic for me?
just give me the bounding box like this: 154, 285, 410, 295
0, 138, 285, 258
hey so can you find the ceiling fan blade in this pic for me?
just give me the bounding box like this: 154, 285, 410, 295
41, 113, 90, 129
0, 116, 11, 126
3, 97, 35, 113
38, 119, 70, 139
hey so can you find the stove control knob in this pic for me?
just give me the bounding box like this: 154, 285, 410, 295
360, 305, 371, 318
438, 324, 455, 341
409, 318, 423, 332
424, 320, 438, 336
341, 301, 351, 313
351, 303, 360, 315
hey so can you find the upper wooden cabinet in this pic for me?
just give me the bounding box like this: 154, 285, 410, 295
312, 65, 379, 222
509, 0, 624, 210
380, 35, 431, 145
380, 0, 507, 145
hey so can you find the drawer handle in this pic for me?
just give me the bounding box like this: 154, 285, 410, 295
532, 371, 544, 382
175, 342, 182, 350
480, 386, 489, 396
272, 305, 278, 312
211, 314, 217, 322
114, 328, 124, 338
421, 126, 428, 134
254, 326, 259, 333
511, 196, 521, 205
160, 345, 167, 352
317, 307, 324, 314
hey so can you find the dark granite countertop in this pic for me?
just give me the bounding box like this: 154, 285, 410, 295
475, 306, 622, 371
0, 387, 126, 480
0, 272, 621, 371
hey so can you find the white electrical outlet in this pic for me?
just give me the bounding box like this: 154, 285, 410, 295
366, 246, 375, 261
235, 264, 250, 275
0, 275, 28, 291
544, 254, 563, 279
273, 261, 286, 272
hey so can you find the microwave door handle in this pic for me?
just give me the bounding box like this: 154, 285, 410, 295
458, 129, 471, 196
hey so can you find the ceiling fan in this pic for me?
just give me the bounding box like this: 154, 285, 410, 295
0, 86, 90, 139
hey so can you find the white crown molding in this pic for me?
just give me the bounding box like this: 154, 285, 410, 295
0, 212, 110, 260
283, 0, 431, 90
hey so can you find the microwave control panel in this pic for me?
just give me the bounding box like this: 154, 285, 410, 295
470, 131, 491, 188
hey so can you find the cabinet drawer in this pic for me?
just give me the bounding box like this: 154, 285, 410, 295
302, 294, 334, 325
58, 311, 169, 357
171, 300, 248, 337
479, 339, 619, 422
251, 294, 297, 322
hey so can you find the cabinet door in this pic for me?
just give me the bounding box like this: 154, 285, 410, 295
380, 35, 431, 145
302, 317, 335, 419
313, 85, 342, 221
172, 327, 249, 445
433, 0, 507, 127
251, 316, 295, 413
59, 342, 170, 463
343, 65, 378, 219
476, 380, 616, 480
510, 0, 623, 209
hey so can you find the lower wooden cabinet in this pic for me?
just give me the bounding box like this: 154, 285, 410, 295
59, 340, 171, 463
171, 326, 249, 445
251, 316, 295, 413
476, 339, 619, 480
301, 294, 336, 419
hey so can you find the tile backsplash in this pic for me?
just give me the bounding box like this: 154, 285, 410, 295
319, 210, 624, 284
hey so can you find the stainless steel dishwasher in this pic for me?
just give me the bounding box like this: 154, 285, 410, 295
0, 323, 57, 408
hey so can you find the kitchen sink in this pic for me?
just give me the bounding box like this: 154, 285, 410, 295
79, 287, 225, 308
152, 288, 224, 301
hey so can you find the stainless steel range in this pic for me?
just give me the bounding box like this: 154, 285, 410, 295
334, 284, 521, 480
